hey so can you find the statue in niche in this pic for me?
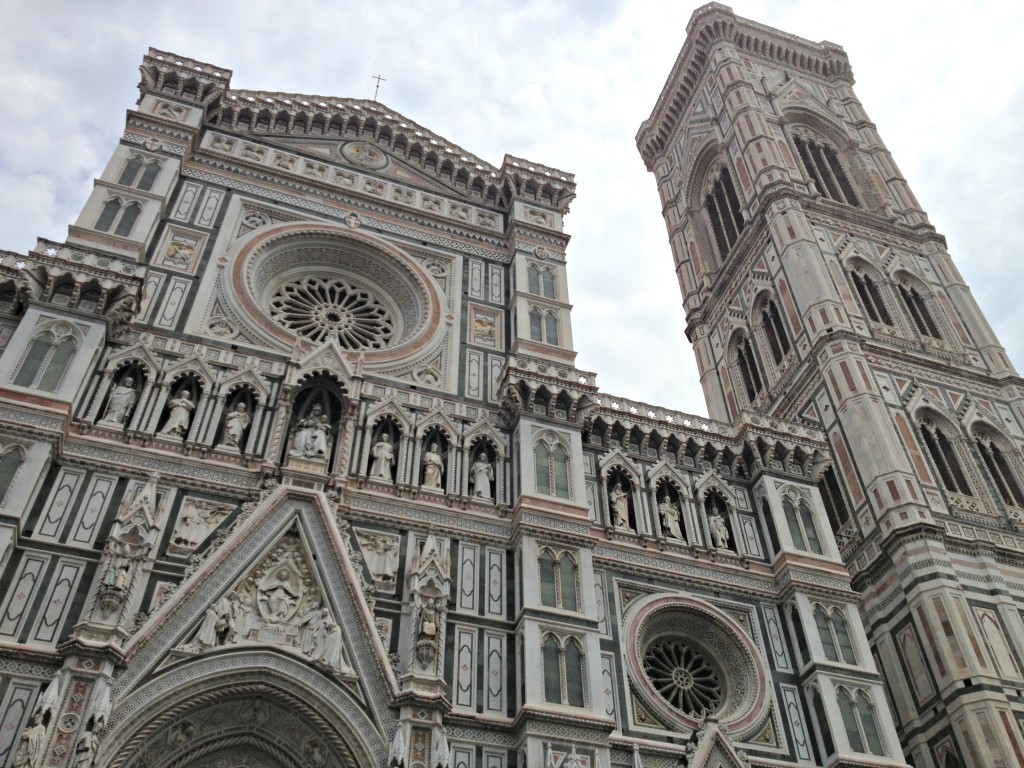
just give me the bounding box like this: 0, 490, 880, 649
609, 482, 630, 529
418, 598, 438, 639
709, 510, 731, 550
230, 590, 254, 641
73, 729, 99, 768
159, 390, 195, 438
220, 402, 251, 450
658, 493, 685, 540
100, 375, 137, 425
103, 542, 133, 592
257, 565, 302, 622
422, 442, 444, 490
370, 433, 396, 481
190, 594, 235, 650
360, 534, 400, 584
470, 451, 493, 499
290, 404, 329, 459
13, 712, 46, 768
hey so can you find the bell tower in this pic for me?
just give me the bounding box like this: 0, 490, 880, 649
639, 4, 1024, 767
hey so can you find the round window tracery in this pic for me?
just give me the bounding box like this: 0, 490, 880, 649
269, 276, 395, 348
643, 638, 722, 717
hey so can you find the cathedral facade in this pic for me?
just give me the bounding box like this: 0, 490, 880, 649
0, 4, 1021, 768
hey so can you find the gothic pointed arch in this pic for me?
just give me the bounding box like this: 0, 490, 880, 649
162, 355, 217, 391
104, 343, 161, 379
220, 367, 270, 402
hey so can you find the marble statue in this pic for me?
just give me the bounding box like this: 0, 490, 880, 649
470, 451, 493, 499
609, 482, 630, 528
221, 402, 251, 449
192, 594, 234, 649
370, 433, 395, 481
422, 442, 444, 490
360, 534, 400, 584
13, 713, 46, 768
709, 511, 731, 550
257, 566, 302, 622
103, 542, 132, 591
313, 612, 353, 673
159, 390, 195, 437
230, 591, 254, 641
290, 405, 329, 459
74, 730, 99, 768
658, 495, 684, 540
419, 599, 438, 638
100, 375, 136, 425
299, 603, 324, 654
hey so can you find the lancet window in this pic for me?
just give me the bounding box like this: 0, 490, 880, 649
117, 155, 162, 191
793, 134, 860, 207
837, 688, 884, 755
975, 434, 1024, 508
760, 298, 791, 365
95, 198, 142, 238
13, 327, 77, 392
538, 549, 579, 612
809, 687, 836, 758
527, 264, 557, 299
529, 307, 560, 345
898, 282, 942, 338
541, 633, 586, 707
703, 163, 745, 257
919, 420, 972, 496
813, 605, 857, 664
733, 334, 763, 402
850, 269, 893, 325
782, 494, 823, 555
534, 437, 571, 499
0, 447, 23, 505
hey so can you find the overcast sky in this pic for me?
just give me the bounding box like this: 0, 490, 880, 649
2, 0, 1022, 420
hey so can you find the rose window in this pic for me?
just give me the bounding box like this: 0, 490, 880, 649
269, 276, 395, 348
643, 638, 722, 717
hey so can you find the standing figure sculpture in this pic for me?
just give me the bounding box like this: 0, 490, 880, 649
422, 442, 444, 490
658, 494, 685, 540
470, 451, 494, 499
370, 433, 396, 481
221, 402, 251, 450
74, 729, 99, 768
100, 375, 137, 425
709, 511, 731, 550
13, 712, 46, 768
159, 390, 195, 438
609, 481, 630, 529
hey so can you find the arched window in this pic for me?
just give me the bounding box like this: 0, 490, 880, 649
788, 604, 809, 666
542, 635, 562, 703
975, 434, 1024, 507
760, 298, 790, 365
529, 307, 543, 341
703, 164, 745, 257
813, 605, 856, 664
733, 334, 763, 402
849, 269, 893, 325
793, 134, 860, 207
838, 689, 884, 755
541, 633, 586, 707
541, 270, 556, 299
898, 282, 941, 338
782, 495, 823, 554
919, 420, 971, 496
818, 467, 851, 535
539, 549, 579, 611
535, 439, 571, 499
528, 265, 541, 295
118, 155, 162, 191
95, 199, 142, 238
809, 687, 835, 758
13, 329, 77, 391
544, 312, 559, 345
0, 447, 23, 504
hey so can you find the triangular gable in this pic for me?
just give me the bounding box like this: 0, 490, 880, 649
597, 447, 642, 482
218, 366, 270, 400
685, 720, 751, 768
291, 340, 357, 389
104, 343, 161, 377
415, 406, 460, 441
163, 354, 218, 388
646, 459, 693, 500
366, 398, 413, 432
464, 419, 507, 456
102, 487, 395, 766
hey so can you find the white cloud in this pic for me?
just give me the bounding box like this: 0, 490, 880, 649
1, 0, 1021, 419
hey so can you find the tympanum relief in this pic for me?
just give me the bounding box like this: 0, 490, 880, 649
180, 534, 354, 674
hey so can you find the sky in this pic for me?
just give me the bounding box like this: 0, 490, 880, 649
2, 0, 1023, 420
